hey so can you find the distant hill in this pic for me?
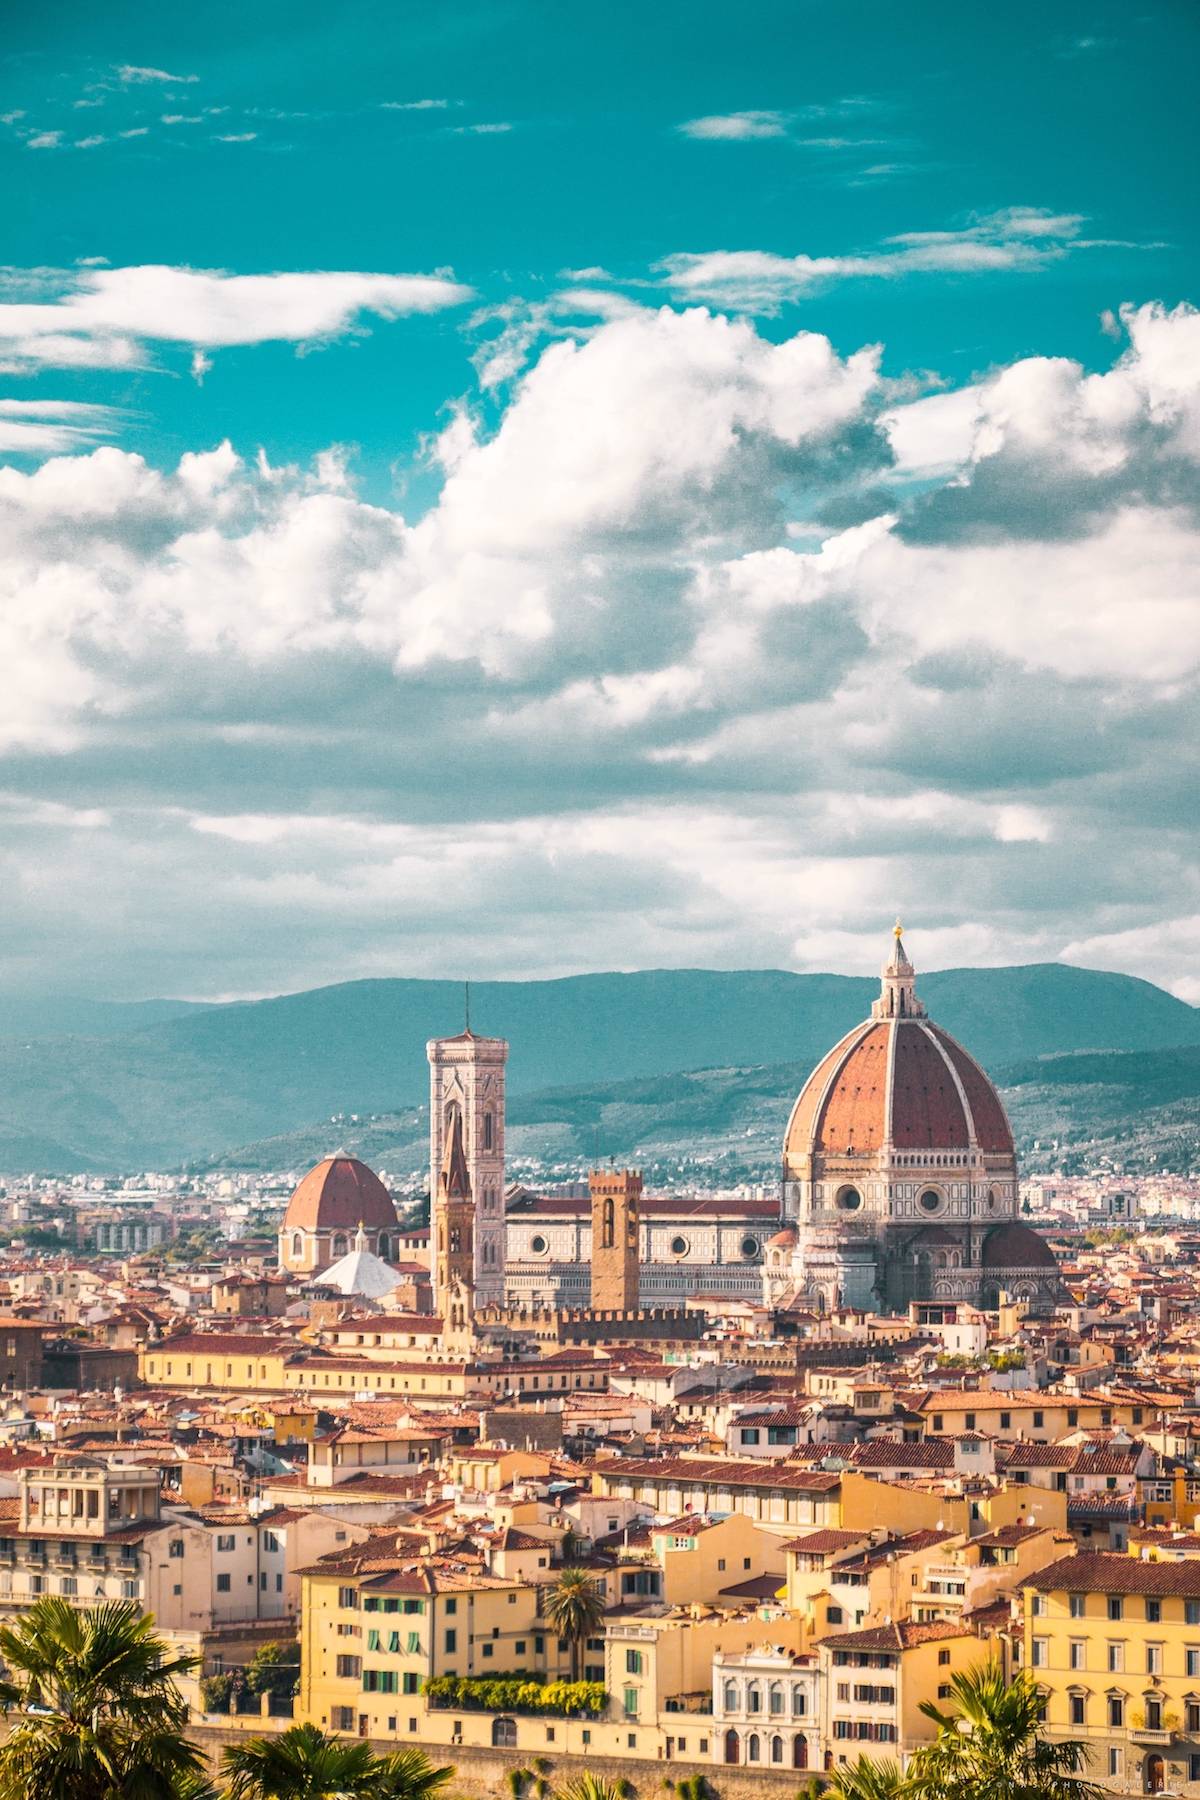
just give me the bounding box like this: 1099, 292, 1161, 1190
0, 960, 1183, 1173
208, 1042, 1200, 1183
0, 996, 213, 1039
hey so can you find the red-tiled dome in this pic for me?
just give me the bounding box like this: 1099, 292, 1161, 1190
283, 1157, 398, 1233
783, 931, 1014, 1163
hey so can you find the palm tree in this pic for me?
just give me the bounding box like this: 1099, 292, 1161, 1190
0, 1595, 204, 1800
223, 1724, 378, 1800
552, 1777, 632, 1800
223, 1725, 451, 1800
375, 1747, 454, 1800
907, 1662, 1105, 1800
823, 1757, 902, 1800
542, 1569, 605, 1680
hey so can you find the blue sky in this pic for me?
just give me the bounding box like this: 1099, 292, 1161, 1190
0, 0, 1198, 1002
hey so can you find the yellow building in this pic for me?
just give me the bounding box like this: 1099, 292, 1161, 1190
1024, 1551, 1200, 1795
816, 1618, 990, 1765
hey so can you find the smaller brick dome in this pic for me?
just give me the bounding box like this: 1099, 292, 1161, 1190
981, 1222, 1058, 1270
283, 1157, 398, 1234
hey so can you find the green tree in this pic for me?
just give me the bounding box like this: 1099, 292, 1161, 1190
908, 1663, 1105, 1800
0, 1596, 203, 1800
223, 1724, 450, 1800
541, 1570, 605, 1680
822, 1756, 902, 1800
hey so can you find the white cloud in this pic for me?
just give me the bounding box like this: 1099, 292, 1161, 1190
0, 263, 474, 373
381, 98, 454, 111
116, 65, 198, 84
26, 132, 63, 150
659, 208, 1098, 308
214, 132, 257, 143
0, 298, 1197, 993
0, 399, 118, 454
678, 110, 788, 140
452, 121, 512, 135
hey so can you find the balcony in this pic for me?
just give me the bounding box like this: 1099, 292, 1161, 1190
1129, 1727, 1172, 1747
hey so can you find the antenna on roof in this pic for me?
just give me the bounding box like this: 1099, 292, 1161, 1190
464, 981, 471, 1034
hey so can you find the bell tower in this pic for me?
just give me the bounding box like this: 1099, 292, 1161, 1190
427, 1019, 508, 1306
589, 1168, 642, 1311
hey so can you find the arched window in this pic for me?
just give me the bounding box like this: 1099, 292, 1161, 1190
746, 1683, 761, 1714
769, 1683, 783, 1715
331, 1235, 347, 1258
792, 1686, 806, 1717
723, 1682, 738, 1712
377, 1235, 390, 1261
724, 1730, 740, 1765
747, 1733, 761, 1763
602, 1199, 615, 1249
483, 1110, 494, 1150
793, 1736, 808, 1769
771, 1735, 784, 1764
291, 1234, 302, 1258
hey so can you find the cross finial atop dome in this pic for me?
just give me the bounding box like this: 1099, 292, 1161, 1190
872, 919, 925, 1020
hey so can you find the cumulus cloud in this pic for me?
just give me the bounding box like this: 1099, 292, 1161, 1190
0, 262, 475, 373
0, 299, 1197, 995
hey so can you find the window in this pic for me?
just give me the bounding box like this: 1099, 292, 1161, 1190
1069, 1695, 1086, 1726
402, 1673, 419, 1694
217, 1573, 231, 1593
1108, 1643, 1124, 1673
445, 1598, 457, 1614
169, 1540, 184, 1558
336, 1656, 361, 1678
1031, 1595, 1046, 1617
445, 1630, 457, 1653
1147, 1599, 1162, 1623
339, 1587, 358, 1609
1187, 1649, 1200, 1680
625, 1649, 643, 1675
827, 1607, 843, 1625
334, 1707, 356, 1732
1069, 1641, 1085, 1671
938, 1685, 951, 1699
1033, 1411, 1044, 1428
1108, 1596, 1123, 1621
1191, 1758, 1200, 1785
1109, 1695, 1124, 1728
1067, 1409, 1078, 1427
1069, 1593, 1085, 1618
1147, 1645, 1162, 1677
363, 1671, 398, 1694
217, 1534, 235, 1552
1188, 1602, 1200, 1627
1031, 1639, 1048, 1669
937, 1650, 951, 1667
623, 1687, 638, 1719
1109, 1750, 1122, 1779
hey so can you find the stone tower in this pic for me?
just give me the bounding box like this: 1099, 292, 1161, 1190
427, 1025, 508, 1306
433, 1109, 475, 1316
589, 1168, 642, 1311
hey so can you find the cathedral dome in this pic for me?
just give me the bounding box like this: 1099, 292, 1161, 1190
283, 1157, 398, 1233
784, 928, 1014, 1165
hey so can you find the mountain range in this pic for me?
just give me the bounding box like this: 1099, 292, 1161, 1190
0, 962, 1196, 1174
